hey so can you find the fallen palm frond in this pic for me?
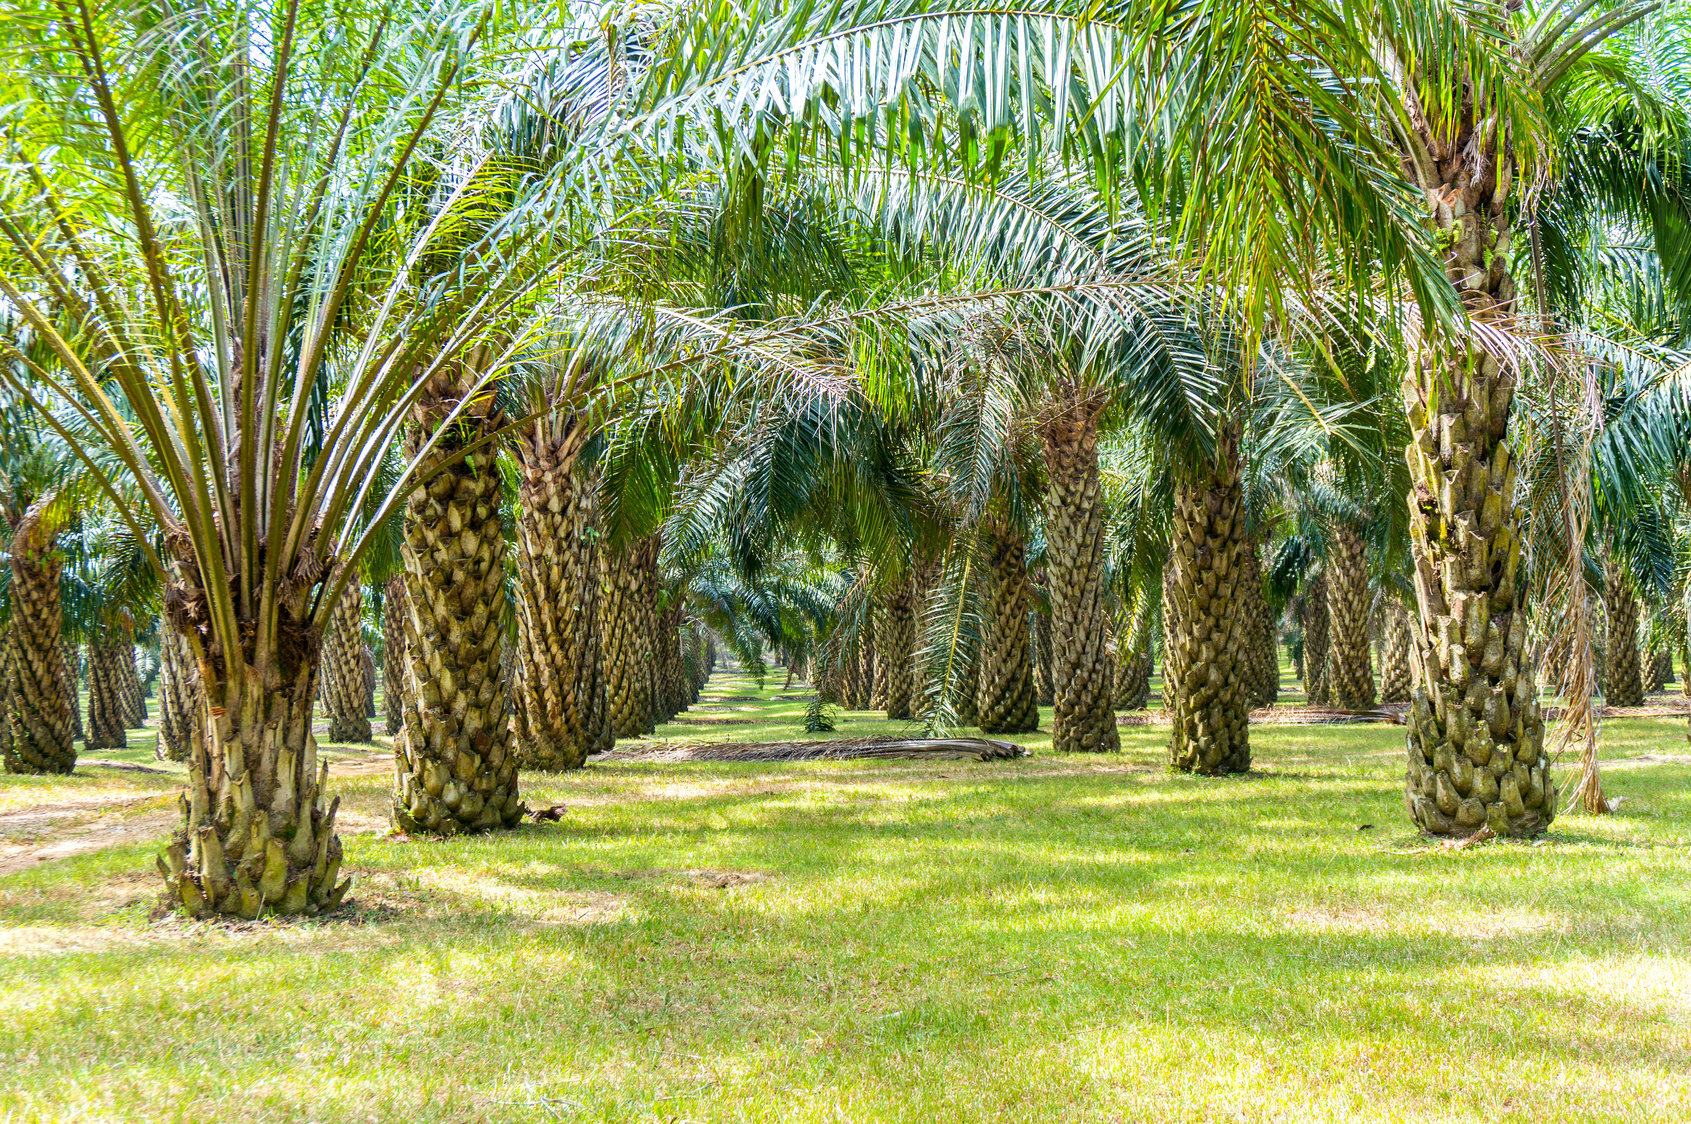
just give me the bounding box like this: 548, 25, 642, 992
591, 736, 1026, 763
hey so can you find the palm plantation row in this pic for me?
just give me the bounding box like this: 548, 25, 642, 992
0, 0, 1688, 923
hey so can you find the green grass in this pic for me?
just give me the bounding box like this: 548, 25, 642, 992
1, 671, 1689, 1122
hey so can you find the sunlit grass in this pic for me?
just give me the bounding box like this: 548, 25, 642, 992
0, 669, 1687, 1122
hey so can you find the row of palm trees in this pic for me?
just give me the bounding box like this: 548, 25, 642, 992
0, 0, 1687, 924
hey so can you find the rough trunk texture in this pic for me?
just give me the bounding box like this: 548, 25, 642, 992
1326, 523, 1376, 710
156, 628, 201, 763
1034, 603, 1055, 707
603, 536, 658, 738
61, 643, 82, 741
86, 639, 129, 750
0, 631, 14, 764
977, 526, 1039, 733
1303, 577, 1330, 705
1379, 604, 1414, 704
4, 503, 76, 774
392, 376, 521, 835
321, 582, 372, 743
510, 425, 600, 771
1114, 601, 1152, 712
1040, 395, 1119, 754
156, 626, 346, 919
1602, 562, 1643, 706
882, 579, 916, 720
118, 638, 146, 729
1238, 545, 1279, 709
869, 607, 889, 711
656, 599, 688, 723
383, 576, 406, 736
1165, 438, 1249, 774
1396, 72, 1555, 837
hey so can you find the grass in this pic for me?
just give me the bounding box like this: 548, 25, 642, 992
1, 666, 1689, 1123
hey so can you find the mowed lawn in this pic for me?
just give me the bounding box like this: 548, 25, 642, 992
1, 670, 1689, 1123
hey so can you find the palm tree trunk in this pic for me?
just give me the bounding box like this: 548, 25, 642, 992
0, 629, 15, 765
118, 635, 147, 728
1040, 393, 1119, 754
869, 606, 888, 710
855, 611, 876, 710
1114, 597, 1153, 712
1238, 544, 1279, 709
1398, 85, 1555, 837
510, 423, 599, 770
382, 576, 406, 737
977, 525, 1039, 733
156, 628, 200, 763
1034, 601, 1055, 707
392, 373, 521, 835
86, 638, 129, 750
5, 504, 77, 774
1165, 435, 1249, 774
1602, 560, 1643, 706
156, 609, 346, 919
882, 577, 916, 720
603, 536, 658, 738
1379, 604, 1413, 704
1326, 523, 1376, 710
1303, 576, 1330, 705
1643, 645, 1670, 693
61, 643, 83, 742
321, 582, 371, 743
656, 599, 687, 723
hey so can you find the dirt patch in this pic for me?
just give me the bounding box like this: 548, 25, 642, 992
683, 869, 772, 889
324, 750, 394, 778
0, 800, 177, 876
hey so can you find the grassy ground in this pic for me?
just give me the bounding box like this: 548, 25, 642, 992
1, 665, 1688, 1123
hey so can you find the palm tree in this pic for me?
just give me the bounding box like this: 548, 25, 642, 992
977, 519, 1039, 732
320, 582, 371, 744
391, 364, 522, 833
0, 0, 596, 913
1380, 602, 1414, 704
4, 496, 75, 772
1325, 521, 1375, 711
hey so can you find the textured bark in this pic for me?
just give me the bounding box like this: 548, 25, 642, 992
1165, 437, 1249, 774
156, 628, 201, 762
882, 578, 916, 720
382, 576, 407, 736
1397, 69, 1555, 838
0, 631, 14, 764
1326, 523, 1376, 710
953, 642, 981, 727
1379, 604, 1414, 704
1238, 545, 1278, 709
1602, 561, 1643, 706
1113, 601, 1152, 712
855, 612, 876, 711
1303, 576, 1330, 705
321, 582, 372, 743
156, 625, 346, 919
118, 638, 146, 729
362, 648, 376, 717
656, 598, 688, 723
869, 607, 888, 711
85, 639, 129, 750
1040, 395, 1119, 754
510, 424, 600, 771
61, 643, 82, 741
1644, 645, 1671, 694
4, 502, 76, 774
392, 374, 522, 835
1033, 601, 1055, 707
977, 526, 1039, 733
602, 536, 658, 738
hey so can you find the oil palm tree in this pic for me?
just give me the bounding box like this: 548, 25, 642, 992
0, 0, 595, 913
